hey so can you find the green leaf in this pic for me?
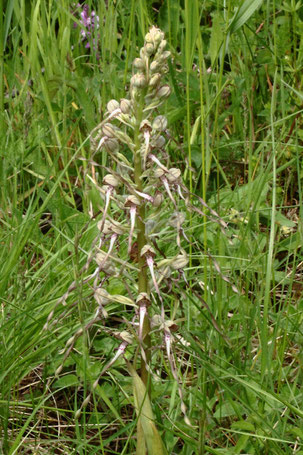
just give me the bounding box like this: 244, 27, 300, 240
128, 363, 167, 455
209, 13, 224, 65
184, 0, 200, 69
214, 401, 237, 418
4, 0, 14, 48
53, 374, 79, 389
231, 420, 255, 432
228, 0, 263, 34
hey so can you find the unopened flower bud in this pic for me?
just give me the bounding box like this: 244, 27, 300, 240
120, 98, 132, 114
107, 99, 120, 113
154, 168, 165, 178
157, 85, 171, 99
131, 73, 147, 88
158, 40, 167, 53
150, 61, 160, 73
167, 168, 181, 183
101, 184, 110, 194
153, 191, 164, 207
153, 135, 166, 148
99, 219, 123, 235
171, 253, 188, 270
55, 365, 63, 376
145, 43, 155, 55
103, 174, 120, 187
102, 123, 116, 138
162, 64, 169, 74
140, 48, 146, 59
98, 219, 111, 234
154, 30, 164, 45
148, 26, 164, 45
133, 58, 145, 70
104, 138, 119, 153
153, 115, 167, 131
145, 32, 153, 43
151, 314, 162, 327
162, 50, 171, 60
110, 221, 124, 235
149, 73, 161, 87
94, 287, 110, 304
95, 253, 115, 275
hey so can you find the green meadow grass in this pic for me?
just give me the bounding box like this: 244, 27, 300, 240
1, 1, 303, 454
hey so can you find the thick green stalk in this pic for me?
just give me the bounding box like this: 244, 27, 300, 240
133, 96, 151, 389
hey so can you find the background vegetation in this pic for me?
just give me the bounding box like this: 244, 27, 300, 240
0, 0, 303, 454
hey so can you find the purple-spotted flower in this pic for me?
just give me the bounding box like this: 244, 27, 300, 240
73, 3, 100, 57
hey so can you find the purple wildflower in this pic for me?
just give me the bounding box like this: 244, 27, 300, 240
73, 3, 100, 57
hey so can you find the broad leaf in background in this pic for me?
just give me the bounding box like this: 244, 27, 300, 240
228, 0, 263, 34
128, 363, 167, 455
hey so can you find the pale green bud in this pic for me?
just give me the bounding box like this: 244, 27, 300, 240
55, 365, 63, 376
103, 174, 120, 187
133, 58, 145, 70
156, 85, 171, 99
153, 115, 167, 131
147, 26, 164, 46
145, 32, 153, 44
153, 135, 166, 148
102, 123, 116, 138
104, 138, 119, 153
119, 113, 131, 123
94, 287, 111, 304
120, 98, 132, 114
153, 191, 164, 207
157, 53, 171, 67
107, 99, 120, 113
158, 39, 167, 53
171, 253, 188, 270
150, 61, 160, 73
102, 184, 110, 194
154, 30, 164, 45
149, 73, 161, 87
95, 253, 115, 275
167, 168, 181, 183
154, 168, 165, 178
140, 48, 146, 59
110, 221, 124, 235
151, 314, 162, 327
145, 43, 155, 55
100, 220, 124, 235
99, 219, 111, 234
162, 50, 171, 60
131, 73, 147, 88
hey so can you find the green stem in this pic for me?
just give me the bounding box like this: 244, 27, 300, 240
133, 94, 151, 390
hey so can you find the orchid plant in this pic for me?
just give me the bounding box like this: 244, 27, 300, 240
73, 3, 100, 57
44, 26, 233, 453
